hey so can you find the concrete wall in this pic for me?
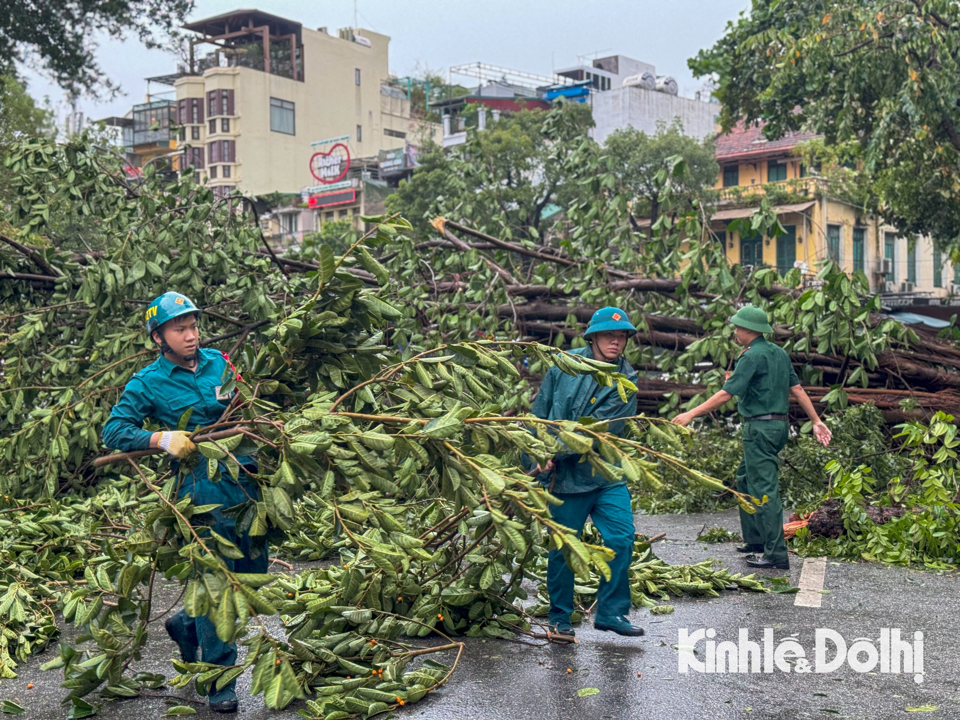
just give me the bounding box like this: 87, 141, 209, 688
592, 86, 717, 144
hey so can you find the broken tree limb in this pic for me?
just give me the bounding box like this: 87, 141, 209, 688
0, 234, 60, 278
92, 428, 245, 468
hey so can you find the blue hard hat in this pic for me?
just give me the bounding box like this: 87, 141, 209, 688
583, 306, 637, 337
144, 292, 201, 334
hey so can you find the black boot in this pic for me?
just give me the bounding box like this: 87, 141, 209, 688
594, 615, 645, 637
210, 698, 238, 714
735, 543, 764, 554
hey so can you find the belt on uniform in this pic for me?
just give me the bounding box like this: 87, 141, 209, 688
745, 413, 788, 421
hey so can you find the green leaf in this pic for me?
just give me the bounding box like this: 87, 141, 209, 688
183, 579, 209, 618
163, 707, 198, 716
262, 660, 300, 709
67, 697, 99, 719
577, 688, 600, 698
559, 430, 593, 455
478, 468, 506, 496
199, 442, 227, 460
0, 701, 25, 715
318, 245, 335, 286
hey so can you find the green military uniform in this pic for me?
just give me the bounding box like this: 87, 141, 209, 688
722, 312, 799, 567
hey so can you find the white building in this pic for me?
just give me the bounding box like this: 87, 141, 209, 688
555, 55, 717, 144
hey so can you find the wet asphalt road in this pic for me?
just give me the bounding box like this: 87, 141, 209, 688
5, 509, 958, 720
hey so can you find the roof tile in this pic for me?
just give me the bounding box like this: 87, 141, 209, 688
715, 121, 820, 160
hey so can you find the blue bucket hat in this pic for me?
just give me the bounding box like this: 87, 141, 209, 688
583, 306, 637, 338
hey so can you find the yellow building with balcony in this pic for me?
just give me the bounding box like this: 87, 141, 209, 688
713, 123, 957, 300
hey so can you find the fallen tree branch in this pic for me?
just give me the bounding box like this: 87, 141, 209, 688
0, 234, 60, 277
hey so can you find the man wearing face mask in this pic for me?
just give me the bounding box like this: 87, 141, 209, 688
102, 291, 265, 714
527, 306, 643, 642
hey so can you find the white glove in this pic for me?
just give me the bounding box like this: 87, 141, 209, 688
157, 431, 197, 459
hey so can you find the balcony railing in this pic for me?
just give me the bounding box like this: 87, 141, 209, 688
192, 45, 304, 82
715, 176, 822, 206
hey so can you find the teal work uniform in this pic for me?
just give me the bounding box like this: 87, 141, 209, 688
102, 348, 266, 706
526, 346, 638, 626
722, 336, 799, 566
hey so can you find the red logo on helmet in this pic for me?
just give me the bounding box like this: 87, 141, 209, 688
612, 313, 622, 321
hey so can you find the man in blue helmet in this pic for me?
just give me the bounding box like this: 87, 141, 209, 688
102, 291, 266, 714
527, 306, 644, 641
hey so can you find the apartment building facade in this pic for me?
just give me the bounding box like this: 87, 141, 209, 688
712, 123, 960, 299
170, 9, 438, 209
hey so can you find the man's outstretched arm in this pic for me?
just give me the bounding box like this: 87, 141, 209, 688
790, 384, 832, 446
671, 389, 733, 427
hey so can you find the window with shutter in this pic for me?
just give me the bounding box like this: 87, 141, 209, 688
193, 99, 203, 124
853, 227, 865, 274
178, 100, 187, 125
827, 224, 841, 263
208, 142, 219, 164
208, 91, 218, 118
226, 90, 235, 116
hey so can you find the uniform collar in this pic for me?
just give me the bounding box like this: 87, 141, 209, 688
157, 349, 207, 376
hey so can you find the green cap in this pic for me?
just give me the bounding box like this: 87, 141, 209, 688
583, 306, 637, 337
144, 291, 201, 334
729, 305, 772, 334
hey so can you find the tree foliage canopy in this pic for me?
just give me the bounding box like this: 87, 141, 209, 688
0, 133, 764, 714
603, 120, 719, 225
0, 0, 193, 96
690, 0, 960, 251
4, 100, 960, 716
387, 102, 596, 240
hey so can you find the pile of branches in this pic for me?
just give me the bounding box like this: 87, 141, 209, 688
0, 136, 773, 716
789, 412, 960, 569
385, 217, 960, 424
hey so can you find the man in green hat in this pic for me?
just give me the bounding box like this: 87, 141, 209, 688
672, 304, 831, 570
102, 291, 265, 714
526, 306, 645, 641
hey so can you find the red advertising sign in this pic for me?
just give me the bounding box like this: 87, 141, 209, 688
310, 142, 351, 184
308, 189, 356, 209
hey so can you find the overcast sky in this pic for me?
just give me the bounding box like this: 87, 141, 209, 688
22, 0, 750, 123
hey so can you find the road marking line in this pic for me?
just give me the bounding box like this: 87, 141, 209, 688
794, 556, 826, 608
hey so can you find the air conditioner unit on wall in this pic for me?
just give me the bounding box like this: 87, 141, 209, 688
951, 284, 960, 295
901, 282, 915, 293
878, 257, 893, 275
